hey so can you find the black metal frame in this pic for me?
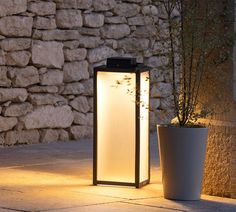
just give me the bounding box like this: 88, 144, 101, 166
93, 66, 150, 188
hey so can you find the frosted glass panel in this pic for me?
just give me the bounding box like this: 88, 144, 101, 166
97, 71, 136, 183
139, 71, 149, 182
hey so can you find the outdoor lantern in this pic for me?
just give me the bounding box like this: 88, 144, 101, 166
93, 57, 150, 188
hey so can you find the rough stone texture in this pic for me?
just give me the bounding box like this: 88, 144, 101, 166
34, 29, 80, 41
0, 16, 33, 37
41, 129, 59, 143
151, 83, 172, 98
73, 111, 93, 126
0, 88, 28, 103
5, 51, 31, 67
70, 125, 92, 139
0, 67, 11, 87
64, 48, 87, 62
101, 24, 130, 39
40, 70, 63, 86
28, 2, 56, 16
145, 56, 169, 68
0, 38, 31, 51
105, 16, 127, 24
0, 0, 27, 17
62, 82, 84, 95
56, 10, 82, 28
79, 36, 104, 48
77, 0, 93, 9
33, 17, 57, 30
58, 129, 69, 141
114, 3, 140, 17
28, 86, 58, 94
29, 94, 67, 106
32, 41, 64, 68
83, 13, 104, 28
0, 116, 17, 132
70, 96, 89, 113
87, 46, 117, 63
63, 61, 89, 82
93, 0, 116, 11
0, 0, 171, 147
118, 38, 149, 52
4, 102, 33, 117
23, 105, 74, 129
0, 50, 5, 65
9, 66, 39, 87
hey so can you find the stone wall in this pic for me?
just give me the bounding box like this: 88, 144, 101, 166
0, 0, 172, 145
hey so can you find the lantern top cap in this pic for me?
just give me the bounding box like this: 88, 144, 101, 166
94, 57, 150, 73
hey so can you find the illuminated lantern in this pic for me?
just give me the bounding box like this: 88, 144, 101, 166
93, 57, 150, 188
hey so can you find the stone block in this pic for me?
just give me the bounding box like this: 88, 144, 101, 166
40, 69, 63, 86
0, 38, 31, 51
79, 36, 104, 48
118, 38, 149, 52
0, 0, 27, 17
5, 130, 40, 145
151, 82, 172, 98
69, 96, 90, 113
23, 105, 74, 129
58, 129, 69, 141
0, 88, 28, 103
63, 61, 89, 82
73, 111, 93, 126
62, 82, 84, 95
0, 16, 33, 37
28, 2, 56, 16
5, 51, 31, 67
104, 16, 127, 24
81, 79, 93, 96
56, 9, 82, 28
4, 102, 33, 117
93, 0, 116, 11
114, 3, 140, 17
28, 86, 58, 93
0, 49, 5, 65
32, 40, 64, 68
33, 17, 56, 30
29, 94, 68, 106
10, 66, 39, 87
101, 24, 130, 39
64, 48, 87, 62
0, 116, 17, 132
0, 66, 11, 87
34, 29, 80, 41
87, 46, 117, 63
145, 56, 169, 68
70, 125, 93, 139
40, 129, 59, 143
83, 13, 104, 28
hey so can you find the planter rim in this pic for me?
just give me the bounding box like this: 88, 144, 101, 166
157, 124, 208, 130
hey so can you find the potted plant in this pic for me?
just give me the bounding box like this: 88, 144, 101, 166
154, 0, 232, 200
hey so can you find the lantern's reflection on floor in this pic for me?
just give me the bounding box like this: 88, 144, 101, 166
0, 134, 235, 211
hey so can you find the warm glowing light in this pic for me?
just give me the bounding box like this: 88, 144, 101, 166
97, 72, 136, 183
140, 71, 149, 182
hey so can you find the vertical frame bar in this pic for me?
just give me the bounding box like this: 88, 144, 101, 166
135, 71, 140, 188
93, 70, 97, 185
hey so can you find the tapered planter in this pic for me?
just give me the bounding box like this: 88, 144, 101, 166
157, 125, 208, 200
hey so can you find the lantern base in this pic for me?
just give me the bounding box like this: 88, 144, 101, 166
93, 179, 150, 188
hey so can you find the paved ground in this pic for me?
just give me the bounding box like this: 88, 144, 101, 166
0, 133, 235, 212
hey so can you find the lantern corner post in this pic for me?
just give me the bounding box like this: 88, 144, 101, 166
135, 71, 141, 188
93, 69, 98, 186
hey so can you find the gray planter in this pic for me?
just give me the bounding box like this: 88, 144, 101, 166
157, 125, 208, 200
